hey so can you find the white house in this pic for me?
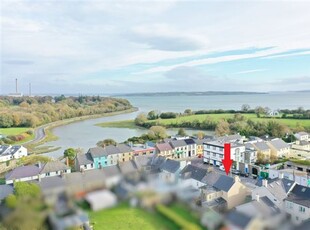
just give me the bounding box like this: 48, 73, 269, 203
180, 164, 208, 189
0, 145, 28, 163
39, 161, 71, 178
203, 140, 245, 169
294, 132, 309, 141
5, 165, 41, 184
284, 184, 310, 225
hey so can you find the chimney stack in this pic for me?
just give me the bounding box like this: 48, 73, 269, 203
262, 179, 268, 187
256, 194, 260, 202
279, 172, 284, 179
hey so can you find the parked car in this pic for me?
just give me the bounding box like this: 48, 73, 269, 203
219, 165, 225, 171
240, 172, 249, 177
231, 169, 241, 175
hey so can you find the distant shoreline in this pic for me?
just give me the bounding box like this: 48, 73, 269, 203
117, 91, 268, 97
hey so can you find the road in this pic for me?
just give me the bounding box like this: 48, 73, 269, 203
23, 125, 48, 145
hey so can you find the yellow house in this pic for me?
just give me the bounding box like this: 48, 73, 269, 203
251, 142, 271, 160
202, 174, 249, 210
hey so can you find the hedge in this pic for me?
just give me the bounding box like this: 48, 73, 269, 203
156, 204, 202, 230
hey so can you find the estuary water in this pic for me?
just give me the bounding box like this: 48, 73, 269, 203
43, 92, 310, 158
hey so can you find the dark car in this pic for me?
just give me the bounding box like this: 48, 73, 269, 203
240, 172, 249, 177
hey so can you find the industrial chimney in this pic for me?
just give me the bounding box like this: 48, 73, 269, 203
15, 78, 18, 93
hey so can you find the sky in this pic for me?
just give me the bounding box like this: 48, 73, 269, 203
1, 0, 310, 95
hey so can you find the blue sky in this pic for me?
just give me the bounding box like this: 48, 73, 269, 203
1, 0, 310, 94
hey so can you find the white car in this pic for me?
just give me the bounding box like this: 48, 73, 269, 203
219, 165, 225, 171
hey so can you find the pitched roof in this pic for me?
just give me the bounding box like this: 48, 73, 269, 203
118, 160, 137, 175
76, 152, 94, 166
40, 161, 70, 174
285, 184, 310, 208
101, 165, 121, 178
213, 175, 234, 192
268, 138, 289, 150
0, 184, 13, 200
253, 141, 270, 151
39, 176, 66, 191
155, 143, 173, 152
88, 144, 133, 158
134, 155, 153, 170
226, 210, 252, 229
160, 159, 180, 173
180, 164, 208, 182
5, 165, 40, 180
204, 172, 221, 186
169, 139, 187, 148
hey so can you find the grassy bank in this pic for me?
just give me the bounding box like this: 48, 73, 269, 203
97, 113, 310, 130
96, 120, 139, 129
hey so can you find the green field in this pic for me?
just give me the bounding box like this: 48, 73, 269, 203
88, 203, 179, 230
0, 127, 30, 136
97, 113, 310, 130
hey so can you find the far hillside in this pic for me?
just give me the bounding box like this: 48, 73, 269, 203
0, 95, 133, 145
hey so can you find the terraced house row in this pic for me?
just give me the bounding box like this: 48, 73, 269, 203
75, 143, 156, 171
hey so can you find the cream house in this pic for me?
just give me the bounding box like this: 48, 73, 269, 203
202, 174, 249, 210
155, 143, 174, 158
251, 141, 271, 160
267, 138, 290, 158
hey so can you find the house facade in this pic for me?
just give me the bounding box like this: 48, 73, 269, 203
267, 138, 290, 158
155, 143, 174, 158
284, 184, 310, 225
0, 145, 28, 163
203, 140, 245, 169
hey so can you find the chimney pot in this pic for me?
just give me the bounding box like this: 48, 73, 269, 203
256, 194, 260, 202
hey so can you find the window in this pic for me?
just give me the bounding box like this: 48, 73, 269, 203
212, 146, 216, 150
207, 145, 210, 149
213, 153, 216, 157
299, 206, 306, 213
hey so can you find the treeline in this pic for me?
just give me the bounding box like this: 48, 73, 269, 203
135, 112, 304, 138
0, 96, 132, 128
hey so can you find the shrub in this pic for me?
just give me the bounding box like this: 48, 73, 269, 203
26, 130, 34, 135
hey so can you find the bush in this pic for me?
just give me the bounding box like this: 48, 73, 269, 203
159, 112, 178, 119
7, 135, 25, 142
26, 130, 34, 135
156, 204, 202, 230
5, 194, 17, 209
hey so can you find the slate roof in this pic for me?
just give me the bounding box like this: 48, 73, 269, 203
169, 139, 187, 148
253, 141, 270, 151
285, 184, 310, 208
160, 159, 180, 173
299, 140, 310, 146
40, 161, 70, 174
0, 184, 14, 200
39, 176, 66, 191
76, 152, 94, 166
88, 144, 133, 158
5, 165, 40, 180
101, 165, 121, 178
268, 138, 289, 150
134, 155, 153, 170
213, 175, 235, 192
0, 145, 23, 156
184, 139, 196, 145
204, 172, 221, 186
180, 164, 208, 182
155, 143, 173, 152
226, 211, 252, 229
194, 138, 213, 145
236, 196, 280, 218
118, 160, 137, 175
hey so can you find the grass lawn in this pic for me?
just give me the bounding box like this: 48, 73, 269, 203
88, 203, 179, 230
96, 113, 310, 130
0, 127, 31, 136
